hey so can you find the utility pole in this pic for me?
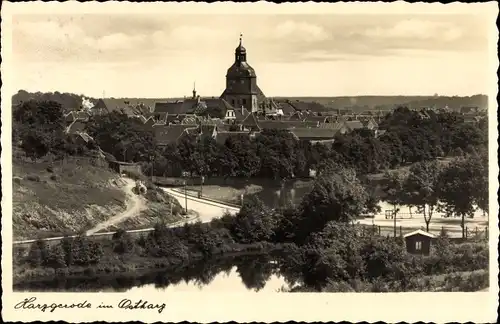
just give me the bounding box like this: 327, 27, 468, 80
200, 176, 205, 198
184, 180, 188, 213
393, 208, 397, 237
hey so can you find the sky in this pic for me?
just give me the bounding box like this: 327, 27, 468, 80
11, 12, 494, 98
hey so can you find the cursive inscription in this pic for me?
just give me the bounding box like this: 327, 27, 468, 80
118, 299, 166, 314
15, 297, 92, 313
14, 297, 166, 314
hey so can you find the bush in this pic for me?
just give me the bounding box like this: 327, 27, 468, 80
112, 229, 135, 254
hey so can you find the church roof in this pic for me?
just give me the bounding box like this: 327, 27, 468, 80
226, 62, 256, 78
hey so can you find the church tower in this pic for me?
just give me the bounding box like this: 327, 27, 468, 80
220, 34, 264, 113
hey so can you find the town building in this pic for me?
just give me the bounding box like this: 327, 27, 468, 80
220, 34, 266, 113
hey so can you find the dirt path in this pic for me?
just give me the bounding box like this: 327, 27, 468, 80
85, 178, 147, 236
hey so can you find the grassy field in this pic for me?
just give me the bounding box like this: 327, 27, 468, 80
13, 157, 128, 240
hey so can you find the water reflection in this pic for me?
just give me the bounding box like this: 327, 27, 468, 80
14, 254, 297, 293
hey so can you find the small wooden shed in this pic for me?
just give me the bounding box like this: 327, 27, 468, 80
403, 229, 435, 256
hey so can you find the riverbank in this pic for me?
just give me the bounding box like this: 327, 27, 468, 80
13, 241, 286, 287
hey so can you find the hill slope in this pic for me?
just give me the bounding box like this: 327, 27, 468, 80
12, 90, 488, 113
12, 156, 183, 240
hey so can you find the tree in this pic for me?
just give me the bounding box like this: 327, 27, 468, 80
26, 239, 49, 267
475, 151, 489, 216
112, 229, 135, 254
46, 244, 67, 268
14, 100, 66, 159
382, 170, 408, 219
296, 167, 369, 243
231, 196, 277, 243
86, 111, 155, 162
404, 160, 442, 232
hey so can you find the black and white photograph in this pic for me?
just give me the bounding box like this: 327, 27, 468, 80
1, 1, 498, 323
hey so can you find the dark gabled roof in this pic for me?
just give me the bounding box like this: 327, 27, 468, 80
76, 132, 94, 143
234, 107, 251, 121
319, 121, 347, 130
290, 128, 339, 140
64, 112, 75, 124
403, 229, 436, 238
287, 100, 327, 113
303, 115, 327, 123
66, 120, 87, 134
143, 117, 156, 129
199, 125, 217, 141
182, 115, 200, 125
97, 98, 159, 115
241, 113, 261, 129
215, 131, 250, 145
153, 124, 197, 145
275, 101, 296, 114
359, 117, 378, 128
257, 120, 318, 130
288, 111, 305, 121
460, 106, 479, 114
155, 101, 185, 114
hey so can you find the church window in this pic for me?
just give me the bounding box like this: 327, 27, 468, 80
232, 99, 235, 105
242, 99, 247, 105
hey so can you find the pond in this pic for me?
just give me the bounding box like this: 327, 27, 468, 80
14, 254, 300, 293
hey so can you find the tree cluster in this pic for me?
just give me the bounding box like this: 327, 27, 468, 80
13, 100, 97, 160
383, 153, 488, 237
26, 236, 104, 269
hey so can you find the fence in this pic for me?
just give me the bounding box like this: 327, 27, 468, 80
357, 223, 489, 241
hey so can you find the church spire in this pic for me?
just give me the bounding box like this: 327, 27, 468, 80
235, 33, 247, 64
192, 81, 197, 99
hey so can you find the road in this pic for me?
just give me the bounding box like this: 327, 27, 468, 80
161, 187, 240, 223
86, 178, 147, 236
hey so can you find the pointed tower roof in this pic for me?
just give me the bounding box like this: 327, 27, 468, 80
235, 33, 246, 53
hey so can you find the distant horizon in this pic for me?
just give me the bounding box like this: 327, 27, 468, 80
12, 89, 489, 100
